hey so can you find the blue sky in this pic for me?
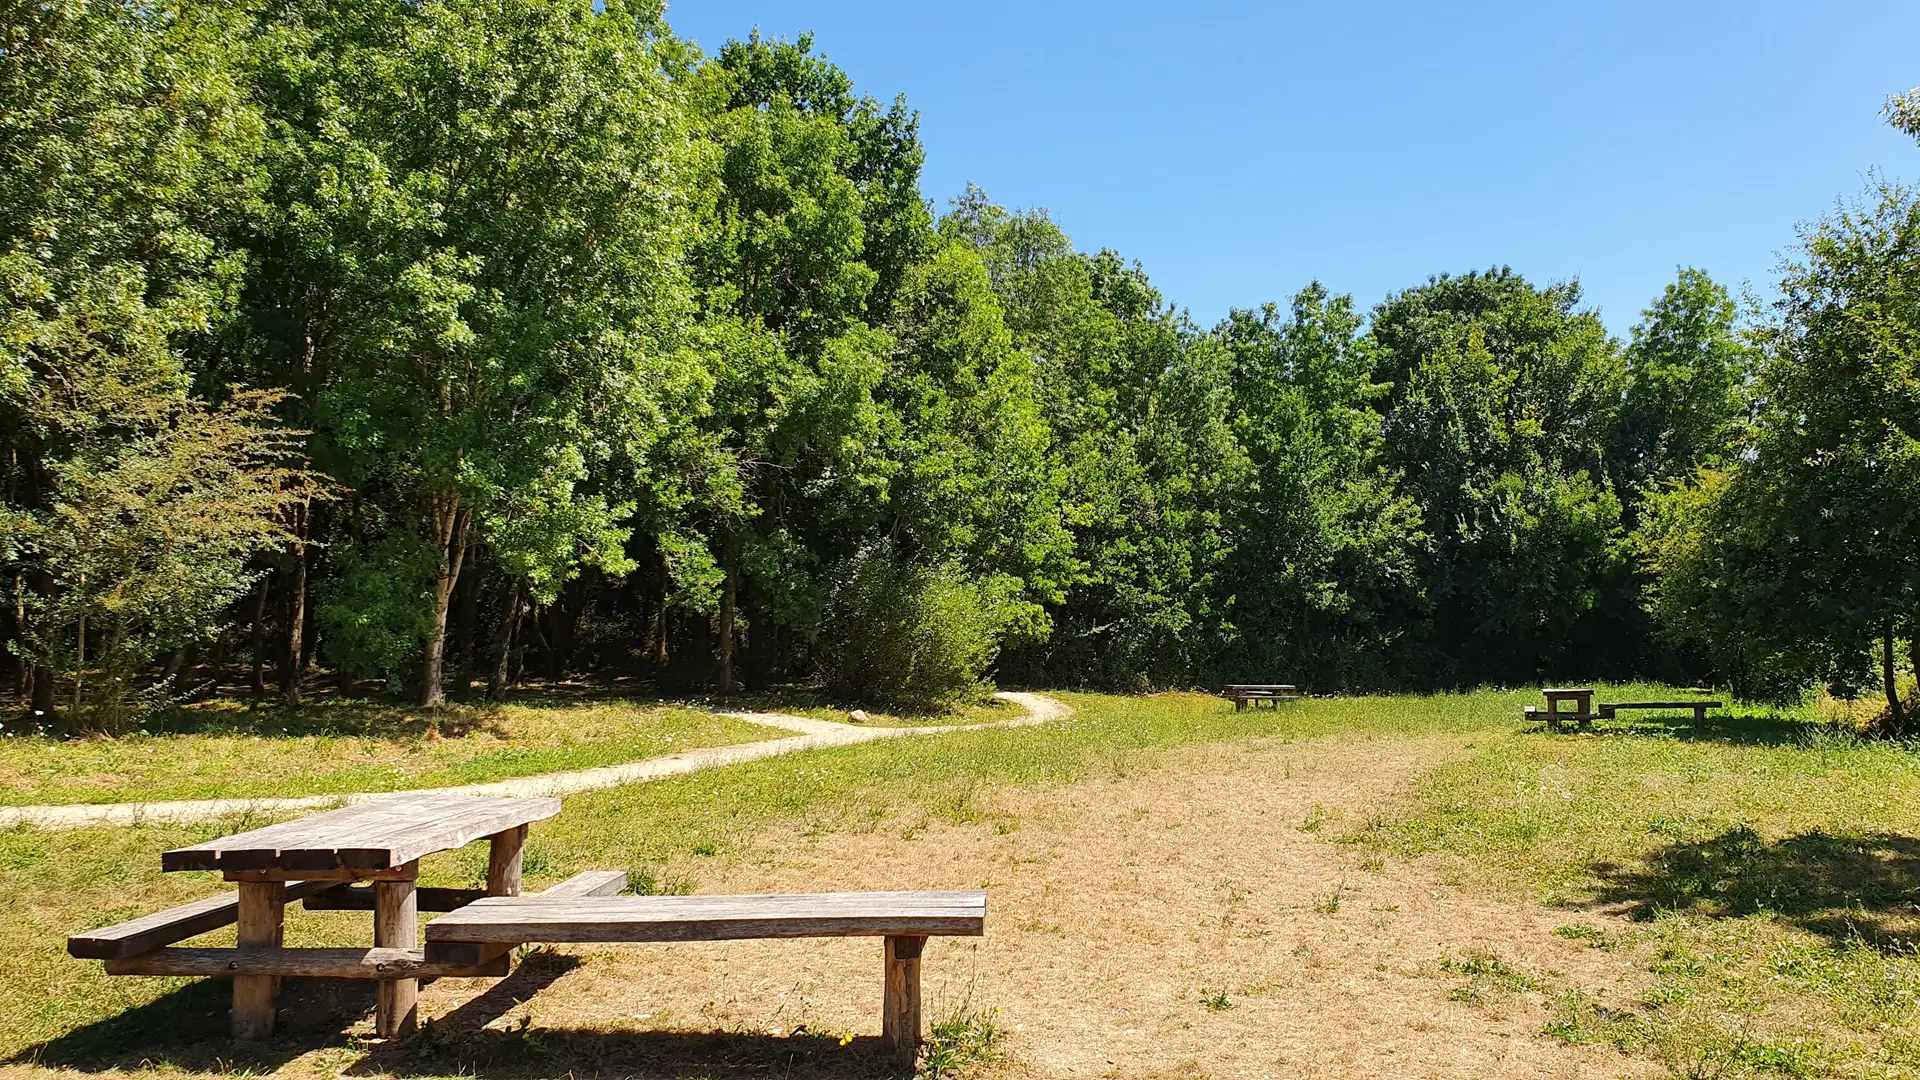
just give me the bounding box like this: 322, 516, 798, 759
664, 1, 1920, 335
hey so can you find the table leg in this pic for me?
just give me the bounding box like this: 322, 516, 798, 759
374, 870, 419, 1038
487, 824, 528, 897
882, 935, 925, 1066
233, 880, 284, 1040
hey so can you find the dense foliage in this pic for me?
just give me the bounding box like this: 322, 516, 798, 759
3, 0, 1917, 723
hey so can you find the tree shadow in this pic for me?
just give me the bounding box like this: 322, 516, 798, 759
1591, 826, 1920, 948
353, 1028, 906, 1079
9, 953, 905, 1079
5, 976, 375, 1073
1533, 710, 1825, 748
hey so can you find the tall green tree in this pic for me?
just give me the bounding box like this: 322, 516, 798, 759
227, 0, 700, 705
1369, 269, 1628, 684
0, 0, 313, 727
1647, 179, 1920, 718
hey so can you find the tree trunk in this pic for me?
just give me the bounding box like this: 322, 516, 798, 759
488, 577, 522, 702
280, 504, 309, 707
10, 569, 25, 707
455, 558, 480, 699
249, 577, 269, 699
716, 539, 738, 698
1885, 621, 1907, 731
419, 496, 470, 708
652, 549, 670, 669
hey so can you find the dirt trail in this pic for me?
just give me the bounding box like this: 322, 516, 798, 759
0, 692, 1072, 831
410, 734, 1655, 1080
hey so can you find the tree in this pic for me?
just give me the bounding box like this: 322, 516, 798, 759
235, 0, 700, 705
1214, 285, 1422, 686
0, 0, 312, 728
1649, 178, 1920, 721
1369, 269, 1629, 685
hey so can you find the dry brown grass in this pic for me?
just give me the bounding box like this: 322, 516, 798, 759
360, 733, 1657, 1079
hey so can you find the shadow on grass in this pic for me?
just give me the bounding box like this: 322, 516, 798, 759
5, 977, 375, 1073
9, 953, 907, 1079
1530, 711, 1822, 747
1593, 826, 1920, 948
351, 1028, 909, 1080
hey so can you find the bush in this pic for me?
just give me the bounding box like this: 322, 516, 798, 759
824, 550, 1028, 710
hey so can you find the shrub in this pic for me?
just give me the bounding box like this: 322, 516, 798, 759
824, 549, 1029, 710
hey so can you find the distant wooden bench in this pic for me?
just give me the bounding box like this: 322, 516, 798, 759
1598, 700, 1723, 728
1221, 684, 1299, 711
1524, 695, 1723, 731
424, 889, 986, 1063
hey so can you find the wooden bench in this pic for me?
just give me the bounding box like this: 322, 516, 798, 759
1597, 700, 1723, 728
1222, 684, 1299, 711
69, 792, 984, 1063
1525, 697, 1723, 731
424, 889, 987, 1064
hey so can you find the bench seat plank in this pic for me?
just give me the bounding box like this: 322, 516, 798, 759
1602, 701, 1724, 710
161, 793, 561, 873
69, 880, 337, 960
425, 890, 987, 946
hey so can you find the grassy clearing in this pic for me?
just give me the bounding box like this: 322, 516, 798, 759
10, 683, 1912, 1080
1358, 706, 1920, 1078
0, 698, 776, 805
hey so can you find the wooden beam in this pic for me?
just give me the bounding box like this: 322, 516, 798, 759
373, 877, 419, 1039
69, 880, 336, 960
105, 947, 509, 980
301, 886, 488, 912
231, 881, 283, 1040
487, 824, 527, 898
421, 870, 629, 967
882, 935, 925, 1066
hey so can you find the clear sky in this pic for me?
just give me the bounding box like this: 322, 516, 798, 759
664, 1, 1920, 335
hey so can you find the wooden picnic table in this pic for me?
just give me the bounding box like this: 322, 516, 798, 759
1539, 687, 1595, 729
1221, 684, 1299, 711
99, 792, 560, 1039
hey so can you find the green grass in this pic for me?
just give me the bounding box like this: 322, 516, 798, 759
1354, 697, 1920, 1079
8, 683, 1909, 1079
0, 698, 777, 805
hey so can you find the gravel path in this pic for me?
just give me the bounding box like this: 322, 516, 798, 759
0, 692, 1073, 831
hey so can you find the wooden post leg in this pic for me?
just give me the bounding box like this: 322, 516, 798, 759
232, 880, 285, 1040
882, 935, 925, 1067
374, 868, 420, 1038
487, 823, 528, 897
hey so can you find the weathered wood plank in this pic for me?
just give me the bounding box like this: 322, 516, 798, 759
882, 935, 925, 1065
1600, 701, 1724, 710
68, 880, 336, 960
423, 890, 987, 954
231, 881, 283, 1040
162, 793, 561, 873
301, 885, 487, 912
537, 869, 629, 898
105, 947, 511, 979
374, 878, 419, 1038
486, 824, 527, 898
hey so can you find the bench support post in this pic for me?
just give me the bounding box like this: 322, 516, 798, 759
487, 824, 528, 897
232, 880, 284, 1040
374, 866, 420, 1038
883, 934, 925, 1066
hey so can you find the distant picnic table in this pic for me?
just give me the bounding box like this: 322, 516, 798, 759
1524, 688, 1723, 732
1221, 684, 1299, 710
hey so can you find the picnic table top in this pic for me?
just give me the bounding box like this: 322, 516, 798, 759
1222, 684, 1298, 691
161, 792, 562, 874
1542, 687, 1595, 695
